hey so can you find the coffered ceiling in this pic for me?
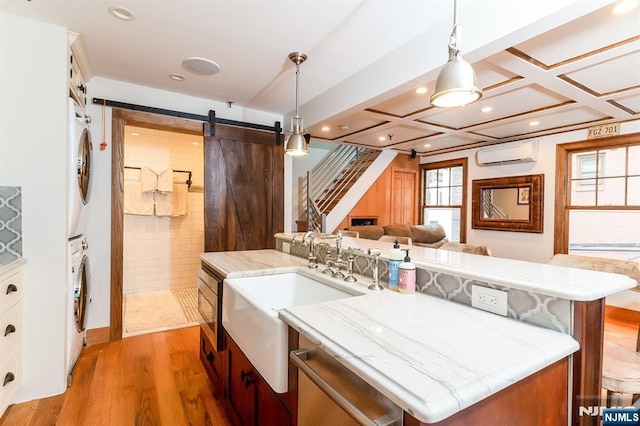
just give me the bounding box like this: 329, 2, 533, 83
2, 1, 638, 157
305, 3, 640, 157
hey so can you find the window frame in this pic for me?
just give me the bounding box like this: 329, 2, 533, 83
554, 133, 640, 255
420, 157, 468, 243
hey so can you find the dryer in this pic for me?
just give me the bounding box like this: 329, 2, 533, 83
66, 235, 90, 385
68, 98, 92, 239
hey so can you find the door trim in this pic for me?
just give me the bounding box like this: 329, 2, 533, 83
110, 109, 203, 341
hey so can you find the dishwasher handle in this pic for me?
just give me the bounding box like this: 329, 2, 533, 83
290, 348, 400, 426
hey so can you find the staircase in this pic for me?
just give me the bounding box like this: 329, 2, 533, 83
301, 145, 396, 233
482, 189, 508, 219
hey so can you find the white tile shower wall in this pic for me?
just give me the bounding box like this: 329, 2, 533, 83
123, 126, 204, 294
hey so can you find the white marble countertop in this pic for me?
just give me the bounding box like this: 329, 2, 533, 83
280, 290, 578, 423
202, 249, 580, 423
0, 257, 27, 277
277, 233, 637, 301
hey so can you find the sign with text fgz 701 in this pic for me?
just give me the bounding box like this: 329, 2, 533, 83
587, 123, 620, 139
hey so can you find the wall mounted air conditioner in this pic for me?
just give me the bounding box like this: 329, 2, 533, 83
476, 140, 539, 166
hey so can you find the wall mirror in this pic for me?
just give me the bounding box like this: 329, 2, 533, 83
471, 174, 544, 233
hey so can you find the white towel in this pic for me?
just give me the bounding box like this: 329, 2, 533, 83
124, 181, 154, 215
156, 168, 174, 193
140, 167, 157, 193
154, 184, 188, 217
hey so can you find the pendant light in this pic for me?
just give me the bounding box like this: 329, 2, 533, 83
285, 52, 309, 156
430, 0, 482, 108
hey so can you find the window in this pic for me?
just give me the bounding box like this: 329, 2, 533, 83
556, 136, 640, 263
420, 158, 467, 243
576, 152, 604, 186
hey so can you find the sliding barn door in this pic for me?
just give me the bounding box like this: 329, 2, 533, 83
204, 123, 284, 252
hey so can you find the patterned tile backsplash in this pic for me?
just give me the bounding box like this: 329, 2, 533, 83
0, 187, 22, 262
276, 234, 572, 335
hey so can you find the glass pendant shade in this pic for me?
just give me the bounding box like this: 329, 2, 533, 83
430, 53, 482, 107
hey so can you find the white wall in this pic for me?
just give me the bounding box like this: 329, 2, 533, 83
85, 77, 284, 330
0, 13, 69, 401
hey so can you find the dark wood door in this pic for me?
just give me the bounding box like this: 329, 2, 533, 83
204, 123, 284, 252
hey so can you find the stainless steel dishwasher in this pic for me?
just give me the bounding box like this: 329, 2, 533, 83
291, 335, 402, 426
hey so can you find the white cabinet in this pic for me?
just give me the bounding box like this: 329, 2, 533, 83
0, 266, 23, 417
68, 32, 89, 107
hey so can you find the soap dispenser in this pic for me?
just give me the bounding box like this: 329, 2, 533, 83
399, 249, 416, 294
387, 241, 403, 291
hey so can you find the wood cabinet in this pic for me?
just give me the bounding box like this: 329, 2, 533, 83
223, 332, 291, 426
404, 358, 569, 426
0, 265, 23, 417
68, 33, 88, 107
199, 327, 224, 399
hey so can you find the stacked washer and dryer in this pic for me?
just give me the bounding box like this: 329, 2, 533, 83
66, 97, 92, 385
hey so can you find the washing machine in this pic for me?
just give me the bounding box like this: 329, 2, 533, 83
68, 98, 92, 239
66, 235, 90, 385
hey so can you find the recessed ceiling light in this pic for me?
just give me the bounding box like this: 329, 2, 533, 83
338, 125, 350, 131
529, 121, 540, 126
321, 126, 330, 131
481, 106, 493, 113
108, 5, 135, 21
182, 57, 221, 76
415, 87, 428, 94
424, 144, 431, 148
169, 73, 185, 81
378, 136, 387, 141
131, 132, 139, 136
192, 142, 199, 146
613, 0, 638, 14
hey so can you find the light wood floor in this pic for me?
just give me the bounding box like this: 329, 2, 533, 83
1, 308, 638, 425
0, 326, 230, 426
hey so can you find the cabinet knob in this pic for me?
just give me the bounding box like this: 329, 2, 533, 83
4, 324, 16, 337
206, 352, 214, 362
5, 284, 17, 295
241, 370, 256, 388
3, 372, 14, 387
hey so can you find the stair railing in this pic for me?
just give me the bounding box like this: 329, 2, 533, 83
303, 146, 380, 232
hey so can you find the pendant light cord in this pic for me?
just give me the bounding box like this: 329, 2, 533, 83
448, 0, 460, 58
294, 61, 300, 119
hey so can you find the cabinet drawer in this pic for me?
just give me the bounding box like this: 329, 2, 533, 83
0, 352, 20, 416
200, 327, 223, 399
0, 303, 21, 362
0, 270, 22, 314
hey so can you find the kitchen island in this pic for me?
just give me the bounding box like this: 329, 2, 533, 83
200, 234, 636, 425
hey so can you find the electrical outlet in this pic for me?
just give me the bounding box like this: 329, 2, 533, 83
471, 285, 508, 316
282, 242, 291, 254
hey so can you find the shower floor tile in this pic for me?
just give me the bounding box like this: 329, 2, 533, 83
123, 288, 198, 337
